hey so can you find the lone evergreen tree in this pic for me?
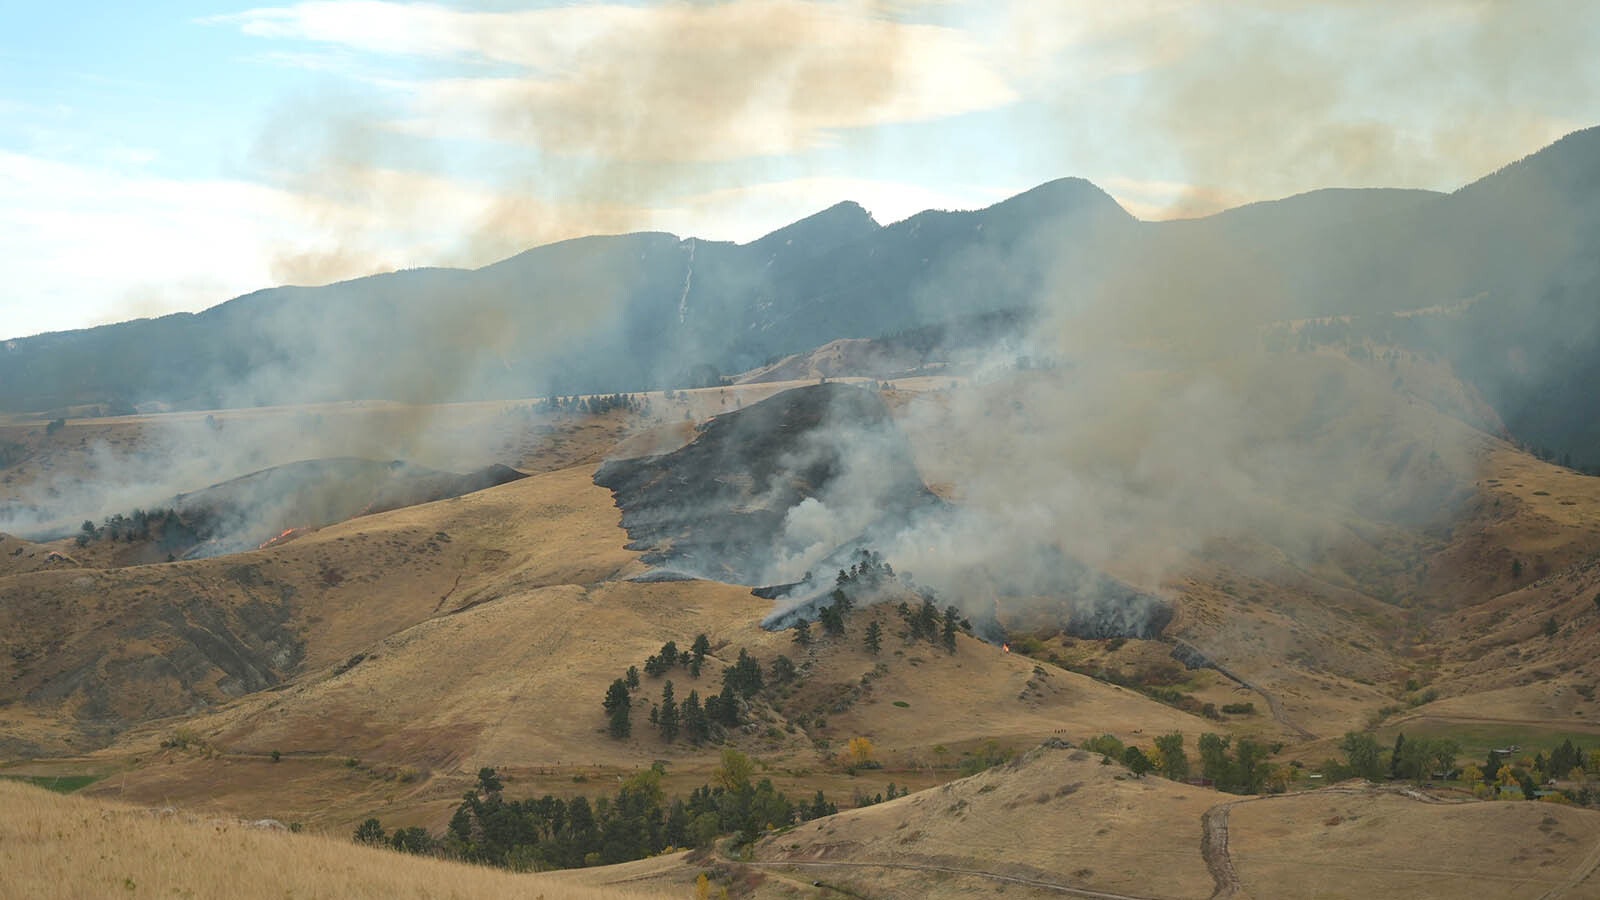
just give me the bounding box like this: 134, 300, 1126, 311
864, 619, 882, 654
713, 682, 741, 726
604, 678, 632, 739
942, 605, 960, 651
793, 620, 812, 647
682, 690, 707, 745
819, 604, 845, 636
732, 649, 764, 696
658, 680, 680, 742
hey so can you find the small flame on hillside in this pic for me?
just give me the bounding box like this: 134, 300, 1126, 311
1002, 642, 1011, 653
258, 526, 311, 550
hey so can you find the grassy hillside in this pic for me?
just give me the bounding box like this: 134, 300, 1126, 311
0, 778, 671, 900
724, 743, 1600, 900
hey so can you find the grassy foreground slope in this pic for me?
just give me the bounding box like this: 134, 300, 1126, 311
0, 779, 672, 900
726, 743, 1600, 900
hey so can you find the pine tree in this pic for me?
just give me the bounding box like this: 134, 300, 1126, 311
682, 690, 707, 745
658, 680, 680, 742
941, 606, 959, 651
819, 604, 844, 636
864, 619, 882, 654
714, 682, 741, 726
793, 620, 812, 647
769, 654, 797, 684
603, 678, 633, 739
911, 596, 938, 640
691, 633, 711, 665
625, 666, 640, 690
733, 649, 763, 696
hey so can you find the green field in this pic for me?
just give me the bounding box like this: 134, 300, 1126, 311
0, 774, 103, 794
1374, 718, 1600, 759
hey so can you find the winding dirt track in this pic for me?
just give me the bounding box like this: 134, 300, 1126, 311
1170, 641, 1315, 742
1537, 827, 1600, 900
1199, 787, 1382, 900
1250, 684, 1316, 742
1200, 802, 1242, 899
742, 859, 1166, 900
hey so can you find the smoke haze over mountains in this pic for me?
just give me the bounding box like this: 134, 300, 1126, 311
5, 126, 1600, 645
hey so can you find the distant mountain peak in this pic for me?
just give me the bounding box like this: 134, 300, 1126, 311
989, 176, 1133, 221
748, 200, 880, 249
1454, 124, 1600, 199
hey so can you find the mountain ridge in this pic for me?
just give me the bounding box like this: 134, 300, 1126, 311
5, 126, 1600, 464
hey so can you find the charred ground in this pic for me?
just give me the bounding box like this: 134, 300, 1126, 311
594, 383, 939, 585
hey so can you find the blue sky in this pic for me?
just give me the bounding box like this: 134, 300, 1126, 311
4, 0, 1599, 340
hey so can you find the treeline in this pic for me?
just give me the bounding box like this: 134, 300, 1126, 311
540, 393, 645, 416
501, 393, 647, 422
1082, 731, 1280, 795
75, 507, 214, 551
1086, 727, 1600, 803
355, 753, 836, 870
1331, 732, 1600, 804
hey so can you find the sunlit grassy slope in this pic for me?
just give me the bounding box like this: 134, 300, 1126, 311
0, 779, 672, 900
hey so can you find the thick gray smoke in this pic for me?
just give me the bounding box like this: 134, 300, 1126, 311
745, 192, 1514, 639
0, 400, 537, 543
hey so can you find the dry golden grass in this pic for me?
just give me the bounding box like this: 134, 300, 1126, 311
0, 779, 672, 900
748, 743, 1219, 899
1228, 789, 1600, 899
28, 444, 1212, 830
673, 744, 1600, 900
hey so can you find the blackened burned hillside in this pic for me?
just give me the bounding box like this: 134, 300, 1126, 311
70, 459, 527, 562
595, 383, 1172, 641
594, 383, 940, 585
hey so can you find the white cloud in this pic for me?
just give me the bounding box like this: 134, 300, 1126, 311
0, 152, 290, 338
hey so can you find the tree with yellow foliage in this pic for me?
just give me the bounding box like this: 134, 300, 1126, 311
1461, 763, 1484, 791
847, 736, 876, 768
1496, 764, 1520, 798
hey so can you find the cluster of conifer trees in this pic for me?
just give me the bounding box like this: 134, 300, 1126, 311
791, 550, 969, 653
75, 507, 212, 550
535, 393, 644, 416
356, 755, 836, 870
603, 636, 766, 744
